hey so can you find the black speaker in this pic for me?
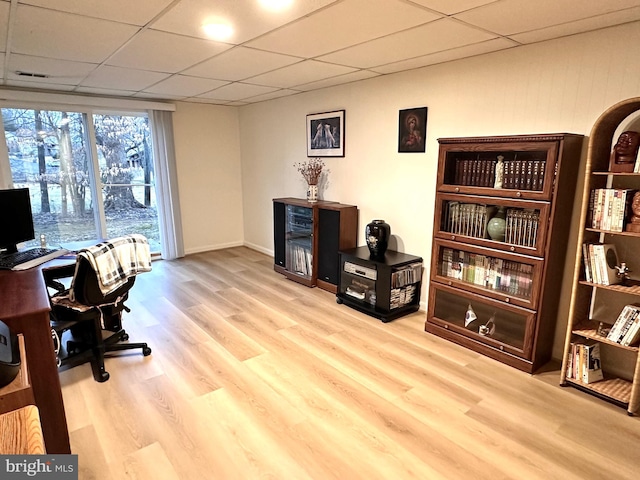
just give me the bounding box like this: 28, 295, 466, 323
273, 201, 286, 268
317, 209, 341, 286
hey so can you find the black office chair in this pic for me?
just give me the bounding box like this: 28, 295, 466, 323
44, 252, 152, 382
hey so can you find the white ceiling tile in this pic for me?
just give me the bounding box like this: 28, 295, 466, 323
510, 7, 640, 44
245, 0, 443, 58
143, 75, 229, 96
12, 5, 139, 63
133, 91, 186, 100
245, 60, 357, 88
243, 89, 302, 104
107, 30, 232, 73
5, 79, 76, 91
81, 65, 170, 91
183, 46, 302, 81
318, 18, 496, 69
371, 38, 517, 74
0, 2, 8, 52
197, 83, 279, 101
454, 0, 640, 36
19, 0, 175, 26
151, 0, 339, 43
7, 54, 97, 85
408, 0, 499, 15
294, 70, 381, 91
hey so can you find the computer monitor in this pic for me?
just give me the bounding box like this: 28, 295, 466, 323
0, 188, 35, 254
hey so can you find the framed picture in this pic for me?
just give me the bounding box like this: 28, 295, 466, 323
398, 107, 427, 153
307, 110, 345, 157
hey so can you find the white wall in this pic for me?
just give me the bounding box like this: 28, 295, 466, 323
172, 102, 244, 254
236, 21, 640, 360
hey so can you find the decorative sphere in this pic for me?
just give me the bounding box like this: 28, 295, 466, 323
487, 215, 506, 241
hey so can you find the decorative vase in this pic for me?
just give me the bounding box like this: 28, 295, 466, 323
306, 184, 318, 203
487, 207, 506, 241
365, 219, 391, 258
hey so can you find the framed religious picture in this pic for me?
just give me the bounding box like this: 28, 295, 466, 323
398, 107, 427, 153
307, 110, 345, 157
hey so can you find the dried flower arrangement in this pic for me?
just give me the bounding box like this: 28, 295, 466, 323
294, 157, 325, 185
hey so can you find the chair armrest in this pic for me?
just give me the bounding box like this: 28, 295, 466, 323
42, 263, 76, 294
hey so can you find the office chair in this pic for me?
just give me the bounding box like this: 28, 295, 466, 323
44, 236, 152, 382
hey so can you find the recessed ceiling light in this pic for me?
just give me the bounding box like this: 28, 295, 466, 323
259, 0, 293, 11
202, 22, 233, 41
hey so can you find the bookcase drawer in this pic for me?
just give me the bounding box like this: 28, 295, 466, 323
434, 193, 549, 256
431, 239, 543, 309
427, 283, 535, 359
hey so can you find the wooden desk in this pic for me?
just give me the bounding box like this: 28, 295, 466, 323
0, 268, 70, 453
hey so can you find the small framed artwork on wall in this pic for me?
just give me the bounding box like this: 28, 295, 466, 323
398, 107, 427, 153
307, 110, 345, 157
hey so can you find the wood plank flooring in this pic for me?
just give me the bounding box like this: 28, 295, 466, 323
59, 247, 640, 479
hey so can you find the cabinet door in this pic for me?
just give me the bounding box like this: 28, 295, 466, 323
432, 239, 543, 309
434, 193, 550, 256
436, 140, 558, 200
285, 204, 314, 280
428, 283, 535, 359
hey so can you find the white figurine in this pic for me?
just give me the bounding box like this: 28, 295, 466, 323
494, 155, 504, 189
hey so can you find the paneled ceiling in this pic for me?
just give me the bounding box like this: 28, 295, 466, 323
1, 0, 639, 105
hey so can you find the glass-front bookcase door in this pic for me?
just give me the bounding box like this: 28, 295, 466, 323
285, 204, 313, 279
429, 284, 535, 358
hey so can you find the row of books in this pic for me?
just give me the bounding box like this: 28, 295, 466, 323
504, 208, 540, 247
390, 284, 417, 310
442, 202, 495, 239
442, 202, 540, 247
453, 158, 546, 191
391, 262, 422, 288
607, 305, 640, 346
287, 244, 312, 277
588, 188, 634, 232
566, 342, 603, 384
440, 248, 534, 298
582, 243, 620, 285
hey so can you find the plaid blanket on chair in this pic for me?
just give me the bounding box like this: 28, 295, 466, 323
71, 234, 152, 299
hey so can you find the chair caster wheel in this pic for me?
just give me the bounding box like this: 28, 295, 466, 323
143, 347, 152, 356
97, 371, 110, 382
336, 297, 343, 304
121, 333, 130, 341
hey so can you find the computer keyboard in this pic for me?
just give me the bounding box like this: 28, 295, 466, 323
0, 247, 70, 271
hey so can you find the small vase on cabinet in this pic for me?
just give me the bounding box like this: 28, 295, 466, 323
365, 220, 390, 258
306, 184, 318, 203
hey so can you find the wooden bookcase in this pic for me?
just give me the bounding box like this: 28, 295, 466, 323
561, 97, 640, 415
426, 134, 584, 373
273, 198, 357, 293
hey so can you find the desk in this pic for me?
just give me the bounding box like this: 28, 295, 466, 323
0, 405, 46, 454
0, 268, 71, 454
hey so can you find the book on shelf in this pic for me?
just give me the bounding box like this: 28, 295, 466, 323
607, 305, 640, 344
582, 243, 620, 285
567, 342, 603, 383
588, 188, 634, 232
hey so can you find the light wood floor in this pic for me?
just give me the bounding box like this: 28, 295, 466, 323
60, 247, 640, 480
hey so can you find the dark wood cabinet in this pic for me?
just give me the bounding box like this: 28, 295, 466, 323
561, 97, 640, 415
426, 134, 584, 373
273, 198, 357, 293
337, 246, 423, 322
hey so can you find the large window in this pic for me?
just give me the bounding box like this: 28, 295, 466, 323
1, 108, 160, 252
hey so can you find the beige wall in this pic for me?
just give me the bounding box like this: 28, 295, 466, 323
235, 21, 640, 360
172, 102, 244, 254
